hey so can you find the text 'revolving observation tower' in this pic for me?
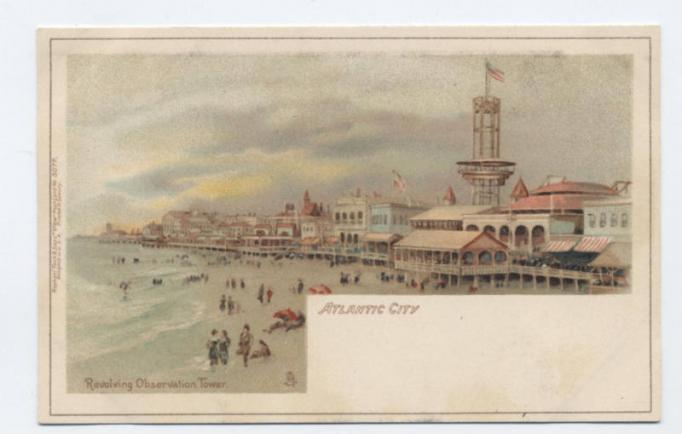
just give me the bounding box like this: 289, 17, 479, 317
457, 62, 516, 206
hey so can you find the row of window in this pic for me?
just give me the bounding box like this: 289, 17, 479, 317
587, 212, 629, 229
339, 232, 360, 244
395, 249, 507, 265
334, 211, 364, 222
412, 220, 459, 230
370, 214, 409, 226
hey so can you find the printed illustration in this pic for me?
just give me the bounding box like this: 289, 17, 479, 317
63, 52, 634, 393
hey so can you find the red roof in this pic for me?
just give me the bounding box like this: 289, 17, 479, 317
505, 194, 609, 212
531, 181, 617, 196
511, 178, 529, 200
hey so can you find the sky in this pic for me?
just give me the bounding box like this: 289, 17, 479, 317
66, 53, 632, 235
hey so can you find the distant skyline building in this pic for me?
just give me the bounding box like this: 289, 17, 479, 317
457, 62, 516, 206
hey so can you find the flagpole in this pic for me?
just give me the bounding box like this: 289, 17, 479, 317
485, 61, 490, 97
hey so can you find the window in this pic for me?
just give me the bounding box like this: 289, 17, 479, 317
610, 213, 618, 227
478, 251, 493, 265
350, 212, 355, 221
342, 212, 347, 221
588, 213, 596, 228
358, 211, 363, 221
621, 212, 628, 228
599, 213, 607, 228
495, 251, 507, 264
335, 212, 340, 222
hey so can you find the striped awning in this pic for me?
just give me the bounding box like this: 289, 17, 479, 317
574, 236, 611, 253
542, 240, 577, 253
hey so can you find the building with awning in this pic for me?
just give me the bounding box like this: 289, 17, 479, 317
574, 236, 611, 253
541, 239, 577, 253
393, 230, 509, 282
453, 177, 621, 252
540, 236, 616, 266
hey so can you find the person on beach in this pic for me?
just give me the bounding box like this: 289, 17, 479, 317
237, 324, 253, 367
207, 329, 220, 370
227, 296, 235, 315
218, 330, 231, 366
297, 279, 304, 294
266, 287, 273, 304
219, 294, 227, 313
250, 339, 271, 360
257, 284, 265, 304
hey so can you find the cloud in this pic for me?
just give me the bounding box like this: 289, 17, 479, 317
65, 53, 633, 235
184, 174, 273, 200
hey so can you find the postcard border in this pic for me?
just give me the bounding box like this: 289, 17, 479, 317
38, 28, 659, 422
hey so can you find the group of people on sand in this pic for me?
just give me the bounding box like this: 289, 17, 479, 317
288, 279, 305, 295
219, 294, 239, 315
264, 311, 306, 334
207, 324, 271, 369
184, 273, 208, 285
225, 277, 245, 289
339, 271, 361, 286
257, 284, 273, 304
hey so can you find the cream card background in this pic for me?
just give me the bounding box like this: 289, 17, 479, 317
35, 26, 660, 424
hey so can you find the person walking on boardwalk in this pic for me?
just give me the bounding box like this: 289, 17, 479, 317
257, 284, 265, 304
266, 287, 273, 304
227, 296, 235, 315
206, 329, 220, 370
218, 330, 231, 366
219, 294, 227, 313
238, 324, 253, 367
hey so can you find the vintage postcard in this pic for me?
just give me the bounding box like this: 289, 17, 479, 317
37, 26, 660, 423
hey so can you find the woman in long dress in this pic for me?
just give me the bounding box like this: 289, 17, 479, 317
206, 329, 220, 370
237, 324, 253, 367
218, 330, 231, 366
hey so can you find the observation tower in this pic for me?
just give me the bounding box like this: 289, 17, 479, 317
456, 62, 515, 206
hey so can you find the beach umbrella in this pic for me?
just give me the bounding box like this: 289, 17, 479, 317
273, 308, 297, 321
308, 284, 332, 295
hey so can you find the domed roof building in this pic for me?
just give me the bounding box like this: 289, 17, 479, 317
458, 176, 622, 252
504, 178, 618, 214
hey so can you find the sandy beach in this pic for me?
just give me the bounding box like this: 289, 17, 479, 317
66, 238, 589, 394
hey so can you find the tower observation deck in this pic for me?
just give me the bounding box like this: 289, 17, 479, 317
457, 63, 515, 206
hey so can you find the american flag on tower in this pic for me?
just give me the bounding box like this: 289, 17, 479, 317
392, 170, 407, 192
486, 62, 504, 82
